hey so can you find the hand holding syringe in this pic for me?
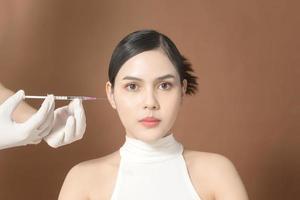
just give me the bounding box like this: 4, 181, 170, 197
24, 95, 107, 101
20, 94, 104, 147
0, 85, 103, 150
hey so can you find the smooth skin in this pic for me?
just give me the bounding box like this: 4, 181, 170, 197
59, 50, 249, 200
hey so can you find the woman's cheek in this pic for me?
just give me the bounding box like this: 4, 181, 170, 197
164, 98, 181, 121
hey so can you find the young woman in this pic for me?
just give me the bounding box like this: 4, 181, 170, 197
58, 30, 249, 200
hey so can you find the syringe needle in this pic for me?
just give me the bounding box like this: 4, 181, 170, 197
24, 95, 107, 101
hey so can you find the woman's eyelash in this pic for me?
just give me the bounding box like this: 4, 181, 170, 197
125, 83, 139, 90
125, 82, 173, 91
159, 82, 173, 89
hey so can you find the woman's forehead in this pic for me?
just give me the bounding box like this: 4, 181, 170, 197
115, 50, 180, 81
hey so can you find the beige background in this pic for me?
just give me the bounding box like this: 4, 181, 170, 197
0, 0, 299, 199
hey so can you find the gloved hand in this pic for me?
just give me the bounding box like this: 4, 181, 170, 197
0, 90, 55, 150
43, 99, 86, 148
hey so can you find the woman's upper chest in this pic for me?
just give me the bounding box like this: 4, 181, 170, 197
87, 151, 215, 200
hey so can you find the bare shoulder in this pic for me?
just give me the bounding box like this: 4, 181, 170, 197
58, 151, 120, 200
73, 150, 120, 176
183, 150, 236, 173
183, 150, 249, 200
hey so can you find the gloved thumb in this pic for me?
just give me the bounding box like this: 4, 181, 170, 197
1, 90, 25, 116
67, 99, 81, 113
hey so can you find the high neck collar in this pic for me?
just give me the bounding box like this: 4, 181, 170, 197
119, 133, 183, 163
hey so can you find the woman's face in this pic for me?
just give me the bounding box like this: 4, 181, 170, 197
106, 49, 187, 143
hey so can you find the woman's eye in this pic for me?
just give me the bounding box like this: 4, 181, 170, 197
125, 83, 138, 91
159, 82, 172, 90
125, 82, 172, 91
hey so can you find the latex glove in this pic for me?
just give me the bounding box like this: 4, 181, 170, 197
43, 99, 86, 148
0, 90, 55, 150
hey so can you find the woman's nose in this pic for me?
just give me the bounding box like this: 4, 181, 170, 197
143, 91, 160, 110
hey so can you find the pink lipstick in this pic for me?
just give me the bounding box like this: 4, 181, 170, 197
139, 117, 161, 128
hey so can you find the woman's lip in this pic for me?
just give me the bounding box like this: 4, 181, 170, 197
139, 119, 161, 122
139, 117, 161, 122
140, 120, 161, 128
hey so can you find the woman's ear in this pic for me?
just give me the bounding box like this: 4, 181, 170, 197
180, 79, 187, 105
105, 81, 117, 109
181, 79, 187, 96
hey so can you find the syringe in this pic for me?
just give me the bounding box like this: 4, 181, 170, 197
24, 95, 107, 101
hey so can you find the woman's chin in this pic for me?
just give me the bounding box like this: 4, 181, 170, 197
126, 130, 170, 143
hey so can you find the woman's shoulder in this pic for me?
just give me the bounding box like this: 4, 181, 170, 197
58, 151, 120, 200
183, 149, 234, 168
75, 150, 120, 172
183, 149, 249, 200
183, 149, 238, 181
68, 150, 120, 184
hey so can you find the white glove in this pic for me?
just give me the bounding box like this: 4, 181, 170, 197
43, 99, 86, 148
0, 90, 55, 150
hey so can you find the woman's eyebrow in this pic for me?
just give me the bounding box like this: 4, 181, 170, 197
122, 74, 176, 81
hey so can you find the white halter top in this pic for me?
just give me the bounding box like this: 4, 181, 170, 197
110, 133, 202, 200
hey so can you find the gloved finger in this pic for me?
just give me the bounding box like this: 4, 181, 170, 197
36, 96, 55, 135
37, 116, 54, 138
64, 116, 76, 144
66, 99, 78, 118
55, 105, 70, 121
43, 128, 65, 148
29, 137, 42, 145
22, 95, 54, 132
47, 94, 55, 112
0, 90, 25, 116
72, 99, 86, 138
